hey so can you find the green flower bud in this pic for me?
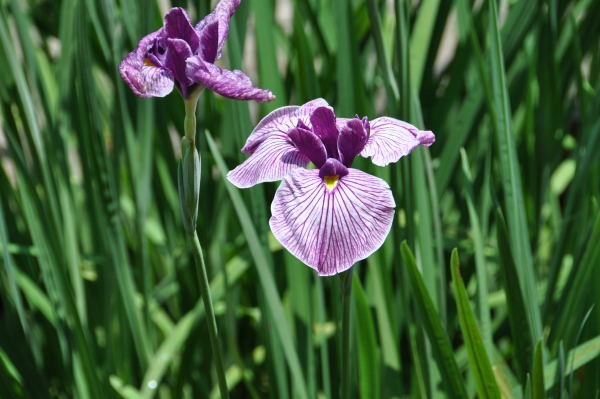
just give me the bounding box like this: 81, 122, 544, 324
178, 137, 201, 234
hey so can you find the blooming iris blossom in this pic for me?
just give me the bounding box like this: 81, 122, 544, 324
228, 99, 435, 275
119, 1, 274, 102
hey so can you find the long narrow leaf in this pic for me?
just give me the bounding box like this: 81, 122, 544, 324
400, 242, 467, 398
487, 0, 541, 339
450, 249, 501, 399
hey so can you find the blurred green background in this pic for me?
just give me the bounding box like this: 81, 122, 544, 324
1, 0, 599, 398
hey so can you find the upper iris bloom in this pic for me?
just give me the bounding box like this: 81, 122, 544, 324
227, 99, 435, 275
119, 1, 274, 101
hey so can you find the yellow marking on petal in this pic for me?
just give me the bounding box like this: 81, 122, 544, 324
324, 175, 339, 191
144, 58, 157, 67
369, 129, 374, 136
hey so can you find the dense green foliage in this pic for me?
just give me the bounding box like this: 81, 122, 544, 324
1, 0, 599, 398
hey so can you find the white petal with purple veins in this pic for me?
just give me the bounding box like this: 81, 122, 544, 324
361, 117, 435, 166
242, 106, 299, 153
270, 168, 395, 275
227, 132, 309, 188
241, 98, 330, 154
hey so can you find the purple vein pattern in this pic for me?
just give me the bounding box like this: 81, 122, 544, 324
119, 2, 274, 102
270, 168, 395, 276
228, 98, 435, 275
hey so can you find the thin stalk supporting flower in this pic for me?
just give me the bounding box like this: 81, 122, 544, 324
118, 2, 275, 398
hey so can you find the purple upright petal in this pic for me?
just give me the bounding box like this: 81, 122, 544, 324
296, 99, 331, 125
186, 56, 275, 102
227, 132, 309, 188
287, 127, 327, 167
196, 0, 241, 62
240, 99, 330, 155
335, 116, 369, 136
318, 158, 349, 180
119, 31, 175, 98
198, 21, 219, 64
164, 38, 193, 97
338, 118, 369, 166
269, 168, 396, 275
361, 117, 435, 166
164, 8, 200, 53
310, 107, 339, 159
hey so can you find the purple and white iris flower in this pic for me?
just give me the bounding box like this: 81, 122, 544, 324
228, 99, 435, 275
119, 1, 274, 102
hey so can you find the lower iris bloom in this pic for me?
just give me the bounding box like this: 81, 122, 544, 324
119, 1, 274, 102
228, 99, 435, 275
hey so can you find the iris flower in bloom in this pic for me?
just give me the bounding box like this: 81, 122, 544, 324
228, 99, 435, 275
119, 1, 274, 102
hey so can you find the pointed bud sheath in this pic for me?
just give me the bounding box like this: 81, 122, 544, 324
178, 137, 201, 234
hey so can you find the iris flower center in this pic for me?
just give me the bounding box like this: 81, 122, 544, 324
323, 175, 339, 191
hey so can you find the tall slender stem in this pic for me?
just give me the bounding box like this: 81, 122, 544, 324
190, 231, 229, 399
181, 91, 229, 399
340, 269, 353, 399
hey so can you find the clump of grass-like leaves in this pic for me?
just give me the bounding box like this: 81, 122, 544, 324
0, 0, 599, 398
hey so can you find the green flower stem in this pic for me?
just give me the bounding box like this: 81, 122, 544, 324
340, 269, 353, 399
182, 92, 229, 399
190, 231, 229, 399
184, 91, 200, 144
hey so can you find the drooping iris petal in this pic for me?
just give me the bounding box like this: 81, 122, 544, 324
186, 56, 275, 103
164, 7, 200, 53
287, 127, 327, 167
269, 168, 395, 276
310, 107, 339, 159
241, 98, 330, 154
195, 0, 241, 63
165, 38, 193, 96
338, 118, 368, 166
118, 31, 175, 98
227, 133, 309, 188
361, 117, 435, 166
